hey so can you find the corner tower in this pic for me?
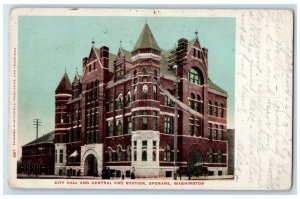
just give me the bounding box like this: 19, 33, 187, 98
130, 24, 161, 177
54, 72, 72, 175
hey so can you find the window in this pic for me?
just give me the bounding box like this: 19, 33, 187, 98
143, 68, 148, 75
142, 84, 148, 99
116, 146, 122, 161
153, 141, 157, 161
60, 114, 64, 123
59, 149, 63, 163
220, 104, 224, 118
126, 91, 132, 107
194, 120, 200, 137
189, 120, 193, 136
152, 111, 158, 130
189, 93, 195, 109
116, 120, 122, 135
153, 85, 158, 100
188, 67, 203, 85
108, 149, 112, 162
117, 94, 123, 109
108, 97, 114, 112
133, 141, 137, 161
165, 144, 172, 162
133, 112, 138, 131
195, 95, 200, 112
126, 117, 132, 134
165, 95, 172, 107
142, 111, 148, 130
142, 141, 147, 161
59, 134, 64, 143
126, 146, 131, 161
115, 63, 124, 80
55, 150, 57, 163
153, 70, 158, 81
209, 123, 212, 139
217, 149, 222, 163
214, 102, 218, 117
108, 122, 113, 137
208, 148, 214, 163
143, 76, 147, 82
208, 100, 213, 115
214, 124, 218, 139
133, 86, 137, 101
90, 131, 94, 144
220, 125, 224, 140
164, 116, 172, 134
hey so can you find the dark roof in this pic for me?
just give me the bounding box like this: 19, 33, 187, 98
133, 24, 160, 52
23, 131, 54, 147
55, 72, 72, 94
208, 78, 227, 95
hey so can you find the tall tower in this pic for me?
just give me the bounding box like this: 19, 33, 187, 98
54, 72, 72, 175
130, 23, 161, 177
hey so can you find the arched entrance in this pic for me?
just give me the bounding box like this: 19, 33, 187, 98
84, 154, 98, 176
187, 150, 204, 176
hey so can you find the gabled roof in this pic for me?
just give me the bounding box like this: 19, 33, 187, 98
132, 24, 160, 52
23, 131, 54, 147
120, 48, 132, 61
208, 78, 227, 95
55, 72, 72, 94
93, 47, 116, 73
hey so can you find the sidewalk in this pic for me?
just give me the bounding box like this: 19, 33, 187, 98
17, 174, 234, 180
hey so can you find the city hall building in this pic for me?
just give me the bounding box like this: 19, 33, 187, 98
54, 24, 228, 177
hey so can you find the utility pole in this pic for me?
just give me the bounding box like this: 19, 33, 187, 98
33, 119, 42, 143
168, 38, 188, 180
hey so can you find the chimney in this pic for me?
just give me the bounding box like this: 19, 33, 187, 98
100, 46, 109, 68
82, 57, 88, 68
178, 38, 188, 50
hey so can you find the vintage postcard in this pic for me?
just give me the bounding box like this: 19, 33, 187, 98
8, 8, 293, 190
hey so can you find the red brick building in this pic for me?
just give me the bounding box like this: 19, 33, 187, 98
54, 24, 228, 177
20, 131, 55, 175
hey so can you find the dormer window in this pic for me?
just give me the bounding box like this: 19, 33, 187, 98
115, 63, 124, 80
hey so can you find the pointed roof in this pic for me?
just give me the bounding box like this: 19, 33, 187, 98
133, 24, 160, 52
55, 72, 72, 94
23, 131, 54, 147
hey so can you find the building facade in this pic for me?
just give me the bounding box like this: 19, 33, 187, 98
20, 132, 55, 175
54, 24, 228, 177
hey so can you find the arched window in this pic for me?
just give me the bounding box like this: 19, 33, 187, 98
214, 102, 218, 117
188, 67, 203, 85
208, 148, 214, 163
116, 146, 122, 161
126, 146, 131, 161
220, 103, 224, 118
217, 149, 222, 163
108, 122, 113, 137
208, 100, 213, 115
126, 91, 131, 107
117, 93, 123, 109
108, 149, 113, 162
189, 93, 195, 109
116, 120, 122, 135
165, 144, 172, 162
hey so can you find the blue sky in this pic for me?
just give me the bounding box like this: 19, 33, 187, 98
18, 16, 235, 152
